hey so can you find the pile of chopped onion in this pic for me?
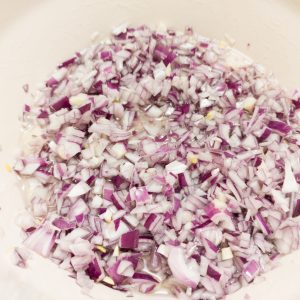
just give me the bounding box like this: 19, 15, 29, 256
15, 24, 300, 299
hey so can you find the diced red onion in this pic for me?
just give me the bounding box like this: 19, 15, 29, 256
50, 96, 71, 112
293, 199, 300, 217
268, 120, 291, 135
243, 260, 260, 282
16, 24, 300, 300
207, 265, 221, 281
24, 222, 58, 257
120, 230, 140, 249
52, 217, 76, 230
168, 247, 201, 288
86, 257, 103, 281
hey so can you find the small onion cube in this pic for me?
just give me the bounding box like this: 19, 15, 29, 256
120, 230, 139, 249
24, 222, 58, 257
243, 260, 260, 282
68, 181, 91, 197
166, 161, 187, 175
110, 143, 127, 159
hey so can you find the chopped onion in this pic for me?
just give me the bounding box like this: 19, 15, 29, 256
243, 260, 260, 282
110, 143, 127, 159
24, 222, 58, 257
68, 181, 91, 197
120, 230, 140, 249
166, 161, 188, 175
282, 159, 298, 193
16, 24, 300, 300
168, 247, 201, 288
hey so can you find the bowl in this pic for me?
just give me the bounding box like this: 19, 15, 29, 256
1, 0, 300, 299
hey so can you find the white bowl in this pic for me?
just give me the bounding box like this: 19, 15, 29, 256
1, 0, 300, 299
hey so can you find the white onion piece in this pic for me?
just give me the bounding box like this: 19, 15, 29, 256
110, 143, 127, 159
68, 181, 91, 197
166, 161, 187, 175
168, 247, 201, 288
117, 260, 134, 277
228, 171, 247, 190
120, 161, 134, 181
146, 106, 163, 118
282, 159, 299, 193
271, 189, 289, 212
